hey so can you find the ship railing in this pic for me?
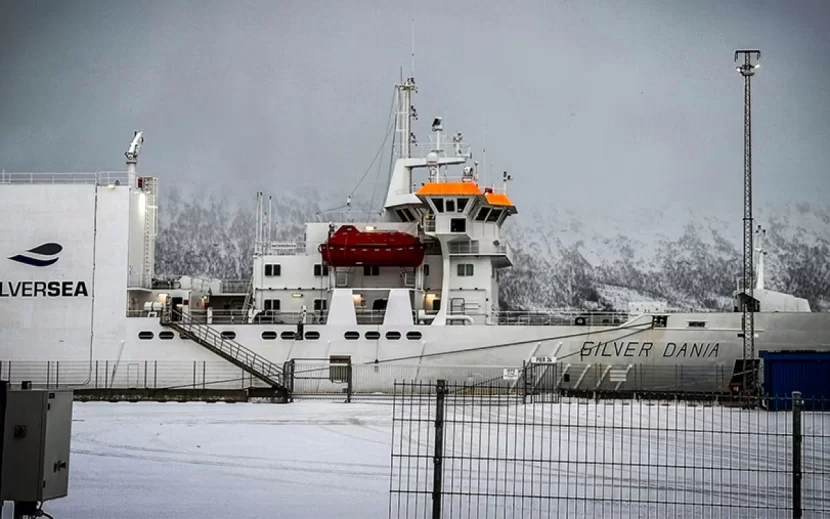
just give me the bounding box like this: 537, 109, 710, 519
492, 310, 630, 326
0, 171, 134, 186
220, 279, 249, 294
261, 242, 308, 255
407, 139, 472, 158
448, 241, 512, 256
424, 219, 436, 232
182, 309, 330, 325
315, 210, 383, 223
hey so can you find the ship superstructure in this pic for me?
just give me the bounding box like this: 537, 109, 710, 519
1, 75, 828, 396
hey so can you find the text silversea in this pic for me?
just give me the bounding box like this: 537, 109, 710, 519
0, 281, 89, 297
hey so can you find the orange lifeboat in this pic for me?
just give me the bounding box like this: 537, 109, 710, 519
318, 225, 426, 267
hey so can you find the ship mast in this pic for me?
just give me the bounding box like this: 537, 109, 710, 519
394, 74, 417, 161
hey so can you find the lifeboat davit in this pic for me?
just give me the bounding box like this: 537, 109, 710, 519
318, 225, 426, 267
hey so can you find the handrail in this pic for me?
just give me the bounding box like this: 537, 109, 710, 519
165, 308, 284, 385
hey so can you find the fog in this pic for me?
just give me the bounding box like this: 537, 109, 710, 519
1, 0, 828, 215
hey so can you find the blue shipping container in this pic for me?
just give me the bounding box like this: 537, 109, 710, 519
760, 351, 830, 411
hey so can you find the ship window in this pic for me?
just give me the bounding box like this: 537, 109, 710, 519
158, 331, 175, 340
280, 331, 296, 340
457, 264, 474, 276
457, 198, 468, 212
423, 264, 430, 276
365, 331, 381, 340
138, 331, 154, 340
688, 321, 707, 328
314, 264, 329, 276
305, 331, 320, 340
486, 209, 503, 222
446, 199, 456, 212
261, 331, 278, 340
221, 331, 236, 340
313, 298, 327, 311
264, 299, 281, 311
264, 263, 281, 276
344, 331, 360, 340
433, 198, 444, 213
406, 331, 423, 340
386, 331, 402, 340
475, 208, 490, 221
363, 265, 380, 276
450, 218, 466, 233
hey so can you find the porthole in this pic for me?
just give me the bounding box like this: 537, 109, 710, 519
221, 331, 236, 340
138, 331, 154, 340
406, 331, 422, 340
261, 331, 277, 340
305, 331, 321, 340
344, 331, 360, 340
158, 331, 174, 340
385, 331, 401, 340
280, 331, 296, 340
365, 331, 381, 340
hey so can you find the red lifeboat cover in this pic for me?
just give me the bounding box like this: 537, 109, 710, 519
318, 225, 426, 267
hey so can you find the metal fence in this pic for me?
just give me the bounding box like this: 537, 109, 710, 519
389, 380, 830, 518
2, 359, 752, 398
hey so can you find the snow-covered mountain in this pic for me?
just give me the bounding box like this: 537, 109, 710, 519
155, 188, 830, 312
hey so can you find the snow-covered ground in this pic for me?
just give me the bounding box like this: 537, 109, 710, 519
22, 400, 830, 519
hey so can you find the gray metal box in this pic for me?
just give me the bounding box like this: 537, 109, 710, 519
1, 389, 73, 502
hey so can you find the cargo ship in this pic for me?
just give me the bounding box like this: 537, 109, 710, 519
1, 74, 828, 396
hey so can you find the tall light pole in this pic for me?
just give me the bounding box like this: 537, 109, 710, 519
735, 49, 761, 395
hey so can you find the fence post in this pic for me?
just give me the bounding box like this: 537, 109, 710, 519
522, 360, 528, 405
346, 363, 353, 403
793, 391, 803, 518
432, 379, 447, 519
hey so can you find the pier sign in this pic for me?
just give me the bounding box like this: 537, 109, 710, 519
530, 356, 557, 364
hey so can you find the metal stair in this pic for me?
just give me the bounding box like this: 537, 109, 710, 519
160, 303, 290, 398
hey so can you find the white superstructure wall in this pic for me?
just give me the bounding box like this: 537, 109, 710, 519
0, 183, 132, 362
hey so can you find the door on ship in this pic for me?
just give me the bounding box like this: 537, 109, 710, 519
171, 296, 184, 321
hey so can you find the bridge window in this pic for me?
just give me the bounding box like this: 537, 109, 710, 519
363, 266, 380, 276
475, 208, 490, 221
433, 198, 444, 213
221, 331, 236, 340
158, 331, 175, 340
456, 198, 468, 212
486, 208, 502, 222
445, 199, 456, 212
280, 331, 296, 340
138, 331, 154, 340
314, 263, 329, 276
450, 218, 466, 233
406, 331, 423, 340
264, 299, 281, 311
264, 263, 281, 276
261, 331, 277, 340
305, 331, 320, 340
365, 331, 381, 340
457, 264, 474, 276
385, 331, 401, 340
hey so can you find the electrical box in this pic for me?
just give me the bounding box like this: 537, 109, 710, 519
1, 389, 73, 502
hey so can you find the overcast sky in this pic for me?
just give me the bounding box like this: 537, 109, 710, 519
1, 0, 828, 216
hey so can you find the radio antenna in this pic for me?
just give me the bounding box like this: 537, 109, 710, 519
410, 19, 416, 77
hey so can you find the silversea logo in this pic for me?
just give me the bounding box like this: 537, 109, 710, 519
3, 243, 89, 297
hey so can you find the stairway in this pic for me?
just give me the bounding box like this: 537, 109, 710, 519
160, 305, 290, 398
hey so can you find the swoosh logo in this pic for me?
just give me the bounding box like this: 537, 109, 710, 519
8, 243, 63, 267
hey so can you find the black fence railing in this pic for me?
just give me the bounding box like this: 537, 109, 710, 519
389, 380, 830, 518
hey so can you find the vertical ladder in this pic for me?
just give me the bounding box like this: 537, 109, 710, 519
141, 177, 158, 289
